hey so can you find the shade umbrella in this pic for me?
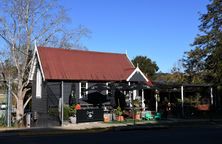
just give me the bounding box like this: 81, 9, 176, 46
130, 82, 151, 90
83, 84, 110, 106
111, 82, 131, 91
83, 92, 109, 105
86, 83, 111, 92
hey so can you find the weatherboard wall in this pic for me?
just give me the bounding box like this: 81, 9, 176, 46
32, 80, 112, 115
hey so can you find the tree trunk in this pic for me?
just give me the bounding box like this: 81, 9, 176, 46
16, 99, 24, 122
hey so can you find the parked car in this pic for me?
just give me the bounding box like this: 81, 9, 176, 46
0, 103, 7, 110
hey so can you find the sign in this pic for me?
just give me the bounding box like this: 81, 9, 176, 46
76, 108, 104, 123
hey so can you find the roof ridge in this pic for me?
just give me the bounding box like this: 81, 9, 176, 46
37, 46, 126, 56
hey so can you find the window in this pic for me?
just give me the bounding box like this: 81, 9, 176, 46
79, 82, 88, 98
106, 83, 112, 96
36, 68, 42, 99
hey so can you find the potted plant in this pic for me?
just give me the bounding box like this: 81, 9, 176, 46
114, 106, 124, 121
133, 110, 141, 120
68, 104, 77, 123
132, 99, 141, 120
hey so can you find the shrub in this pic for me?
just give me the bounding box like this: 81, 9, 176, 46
63, 105, 70, 120
0, 115, 5, 126
68, 105, 76, 117
48, 107, 59, 117
114, 106, 123, 116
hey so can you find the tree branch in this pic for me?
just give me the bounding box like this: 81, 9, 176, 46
23, 96, 32, 110
11, 91, 18, 102
22, 88, 31, 100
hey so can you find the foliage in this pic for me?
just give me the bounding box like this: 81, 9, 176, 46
48, 104, 76, 120
68, 104, 76, 117
182, 48, 207, 84
0, 115, 6, 126
170, 60, 187, 83
153, 60, 186, 83
0, 59, 17, 81
182, 0, 222, 84
132, 99, 140, 108
132, 99, 141, 114
48, 107, 59, 117
63, 105, 70, 120
154, 72, 186, 84
63, 104, 77, 120
114, 106, 123, 116
132, 56, 159, 78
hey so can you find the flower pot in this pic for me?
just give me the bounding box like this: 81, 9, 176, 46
197, 104, 209, 111
103, 114, 110, 123
69, 116, 76, 124
116, 116, 124, 121
133, 114, 141, 120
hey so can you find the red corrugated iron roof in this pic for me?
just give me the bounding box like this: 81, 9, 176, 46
38, 47, 135, 81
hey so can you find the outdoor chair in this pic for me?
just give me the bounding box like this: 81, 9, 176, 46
145, 112, 154, 120
154, 112, 161, 120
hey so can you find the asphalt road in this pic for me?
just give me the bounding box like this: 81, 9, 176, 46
0, 126, 222, 144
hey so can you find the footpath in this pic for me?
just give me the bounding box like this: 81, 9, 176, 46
0, 118, 222, 136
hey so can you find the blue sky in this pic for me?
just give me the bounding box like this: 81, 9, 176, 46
60, 0, 209, 72
0, 0, 209, 72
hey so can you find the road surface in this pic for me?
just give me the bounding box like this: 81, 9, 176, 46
0, 126, 222, 144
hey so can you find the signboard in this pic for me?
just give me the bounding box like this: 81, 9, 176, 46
76, 108, 104, 123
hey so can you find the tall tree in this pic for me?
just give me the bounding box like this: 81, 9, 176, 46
183, 0, 222, 84
132, 56, 159, 78
0, 0, 89, 122
182, 48, 206, 83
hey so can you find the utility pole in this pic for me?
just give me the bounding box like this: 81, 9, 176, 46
7, 79, 11, 127
155, 89, 159, 112
181, 85, 184, 118
61, 81, 64, 126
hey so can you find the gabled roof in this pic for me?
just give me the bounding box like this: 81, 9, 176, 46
37, 47, 136, 81
126, 67, 149, 82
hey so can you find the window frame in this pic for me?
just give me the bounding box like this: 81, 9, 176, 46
36, 68, 42, 99
106, 82, 112, 96
79, 81, 88, 98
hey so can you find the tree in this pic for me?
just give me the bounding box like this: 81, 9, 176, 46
182, 48, 206, 83
0, 0, 89, 122
170, 60, 187, 83
132, 56, 159, 78
183, 0, 222, 84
